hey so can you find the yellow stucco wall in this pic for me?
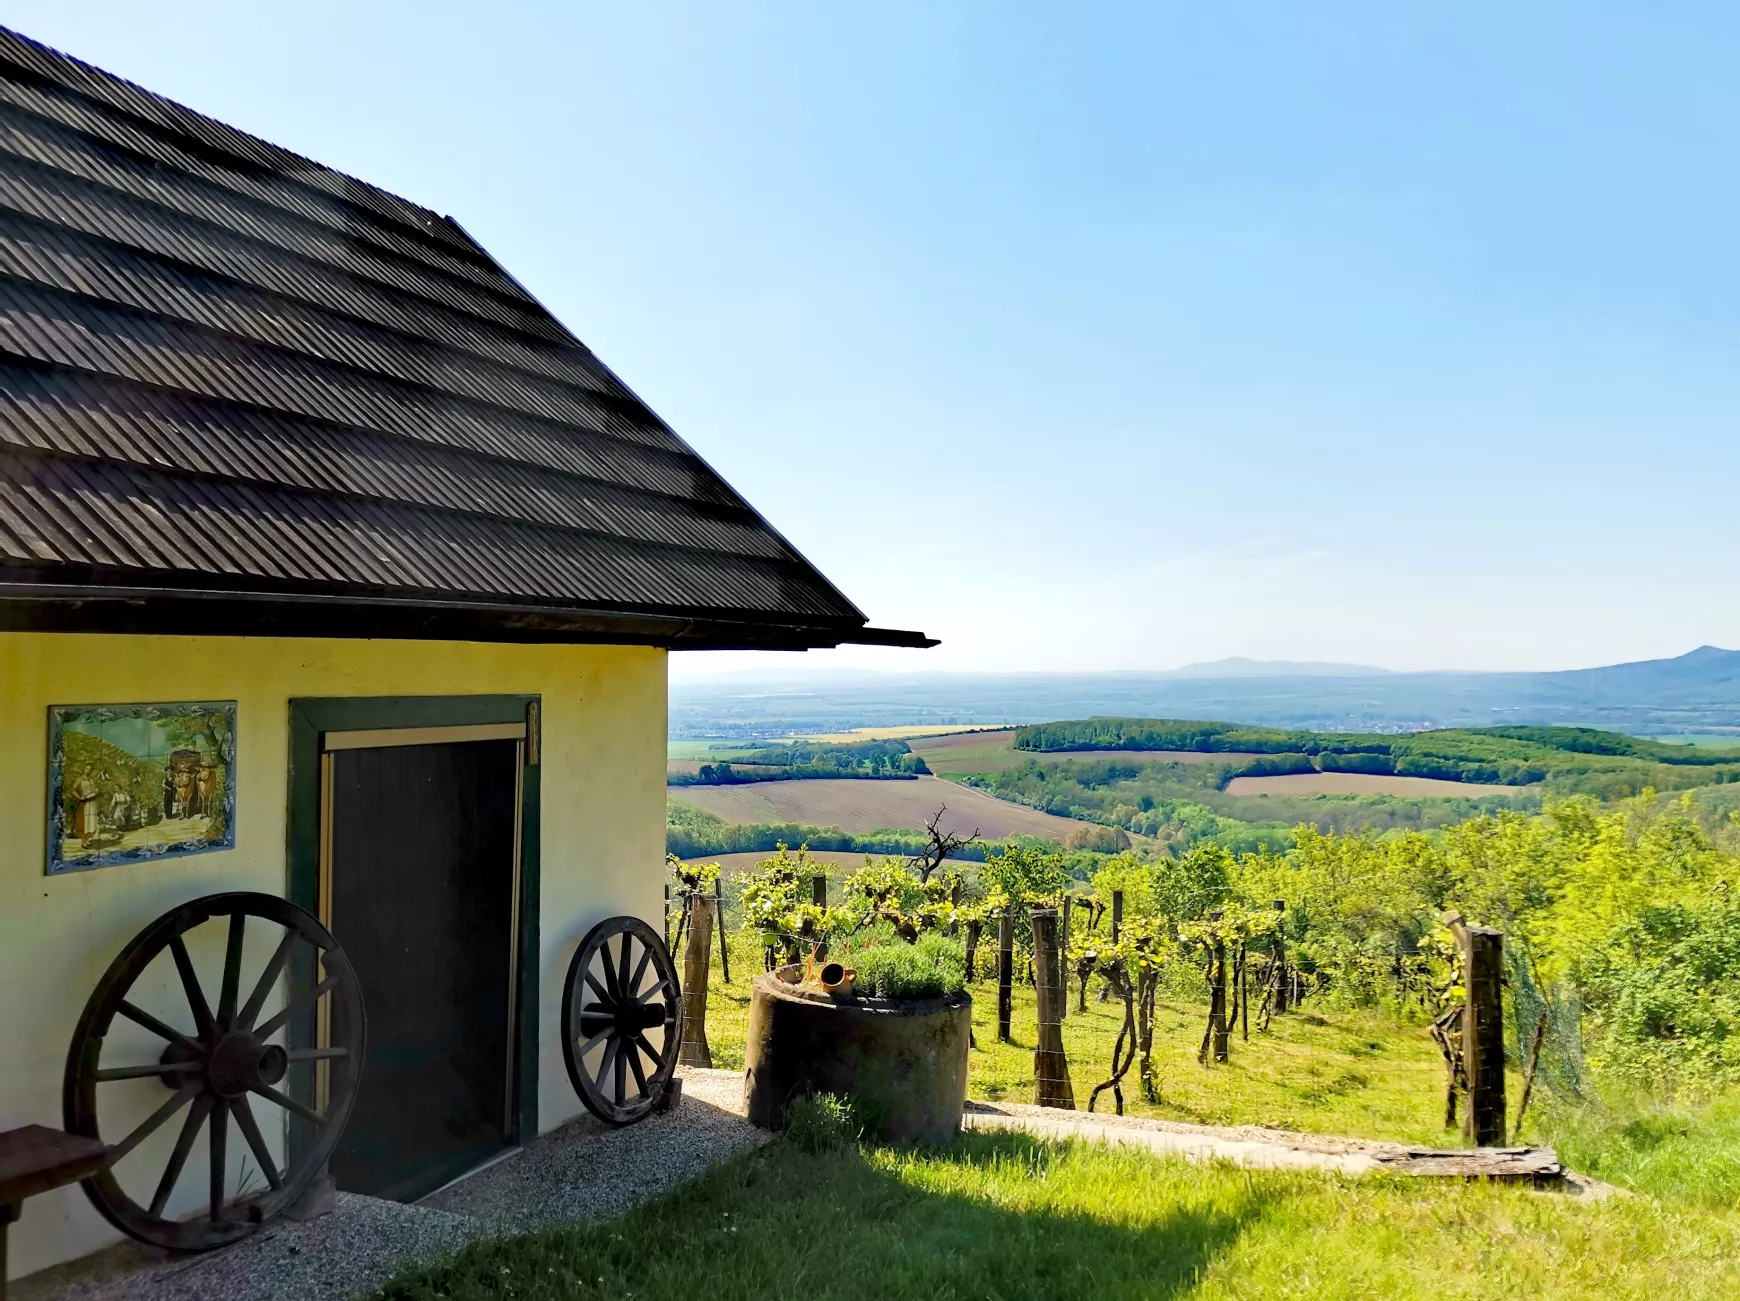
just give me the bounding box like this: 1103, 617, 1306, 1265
0, 632, 667, 1280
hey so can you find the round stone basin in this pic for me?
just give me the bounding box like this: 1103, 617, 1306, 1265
742, 971, 971, 1144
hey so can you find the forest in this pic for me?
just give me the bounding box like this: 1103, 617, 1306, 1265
669, 738, 929, 786
1015, 718, 1740, 796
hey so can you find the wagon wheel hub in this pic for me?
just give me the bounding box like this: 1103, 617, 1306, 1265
202, 1034, 288, 1097
620, 1001, 669, 1034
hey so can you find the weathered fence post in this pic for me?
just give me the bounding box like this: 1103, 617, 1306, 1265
949, 879, 963, 936
1271, 899, 1288, 1015
1460, 924, 1506, 1147
679, 894, 716, 1068
964, 917, 983, 982
1239, 944, 1249, 1042
714, 874, 730, 984
813, 874, 827, 909
1030, 907, 1075, 1109
1099, 890, 1125, 1004
1213, 936, 1230, 1062
997, 910, 1015, 1042
1059, 896, 1073, 1021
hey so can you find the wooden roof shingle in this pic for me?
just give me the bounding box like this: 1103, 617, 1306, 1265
0, 26, 931, 650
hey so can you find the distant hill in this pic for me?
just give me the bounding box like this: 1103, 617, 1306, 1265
670, 647, 1740, 739
1159, 657, 1395, 679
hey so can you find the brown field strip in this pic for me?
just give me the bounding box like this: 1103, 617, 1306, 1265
910, 729, 1265, 775
1224, 772, 1526, 798
667, 774, 1086, 842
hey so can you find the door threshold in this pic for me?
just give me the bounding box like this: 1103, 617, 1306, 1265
415, 1145, 524, 1203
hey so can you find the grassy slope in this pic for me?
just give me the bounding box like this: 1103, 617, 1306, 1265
374, 1129, 1740, 1301
375, 933, 1740, 1300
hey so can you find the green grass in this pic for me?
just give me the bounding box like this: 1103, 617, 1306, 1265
703, 929, 1453, 1145
1539, 1091, 1740, 1207
372, 1128, 1740, 1301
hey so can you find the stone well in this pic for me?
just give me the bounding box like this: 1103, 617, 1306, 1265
742, 971, 971, 1144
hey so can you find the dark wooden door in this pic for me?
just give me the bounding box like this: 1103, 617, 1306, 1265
325, 737, 520, 1201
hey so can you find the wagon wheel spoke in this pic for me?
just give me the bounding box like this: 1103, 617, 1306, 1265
236, 931, 296, 1033
618, 933, 634, 1003
216, 911, 247, 1031
584, 970, 615, 1008
150, 1094, 213, 1217
249, 1082, 328, 1128
625, 1035, 650, 1096
634, 973, 675, 1005
284, 1047, 349, 1063
627, 942, 655, 1002
169, 936, 218, 1042
573, 1027, 611, 1059
252, 972, 342, 1042
117, 999, 199, 1053
594, 1037, 620, 1095
111, 1082, 202, 1164
614, 1038, 629, 1104
228, 1095, 283, 1191
208, 1098, 228, 1222
95, 1061, 203, 1082
598, 945, 623, 1004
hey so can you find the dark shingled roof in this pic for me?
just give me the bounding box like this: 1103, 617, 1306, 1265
0, 27, 932, 650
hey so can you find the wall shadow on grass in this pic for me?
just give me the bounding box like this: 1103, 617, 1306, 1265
374, 1129, 1273, 1301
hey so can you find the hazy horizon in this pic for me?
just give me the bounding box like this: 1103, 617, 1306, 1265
25, 2, 1740, 678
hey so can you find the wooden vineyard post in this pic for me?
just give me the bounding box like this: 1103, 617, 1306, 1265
1213, 936, 1230, 1062
813, 874, 828, 909
1030, 908, 1075, 1109
679, 894, 716, 1068
1271, 900, 1288, 1015
714, 874, 730, 984
1239, 944, 1249, 1042
1459, 923, 1506, 1147
997, 910, 1015, 1042
964, 918, 983, 982
1059, 896, 1073, 1021
950, 879, 963, 935
1098, 890, 1124, 1004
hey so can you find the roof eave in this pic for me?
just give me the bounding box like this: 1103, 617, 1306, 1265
0, 580, 933, 652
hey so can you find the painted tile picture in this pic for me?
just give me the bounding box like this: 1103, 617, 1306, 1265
48, 701, 237, 873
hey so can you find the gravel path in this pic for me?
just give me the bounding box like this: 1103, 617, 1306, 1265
20, 1073, 766, 1301
963, 1100, 1611, 1193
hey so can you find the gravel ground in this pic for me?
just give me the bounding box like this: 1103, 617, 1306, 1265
19, 1075, 767, 1301
424, 1073, 766, 1232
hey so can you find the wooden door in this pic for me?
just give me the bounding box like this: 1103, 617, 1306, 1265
321, 729, 523, 1201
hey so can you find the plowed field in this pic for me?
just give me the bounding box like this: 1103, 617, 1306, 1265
1225, 773, 1523, 798
910, 730, 1263, 775
668, 775, 1084, 842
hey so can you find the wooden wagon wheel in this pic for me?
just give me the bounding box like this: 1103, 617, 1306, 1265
561, 916, 682, 1125
63, 892, 365, 1251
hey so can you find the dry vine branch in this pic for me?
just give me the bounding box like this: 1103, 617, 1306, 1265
1089, 959, 1137, 1115
909, 805, 980, 883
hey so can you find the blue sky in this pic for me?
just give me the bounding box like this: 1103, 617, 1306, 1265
17, 2, 1740, 676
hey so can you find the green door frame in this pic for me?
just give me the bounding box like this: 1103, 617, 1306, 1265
287, 694, 542, 1175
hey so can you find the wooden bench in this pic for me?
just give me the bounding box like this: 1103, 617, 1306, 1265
0, 1126, 112, 1300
